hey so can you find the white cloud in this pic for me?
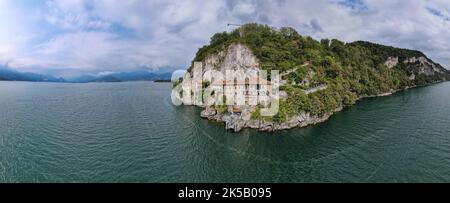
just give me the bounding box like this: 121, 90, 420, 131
1, 0, 450, 77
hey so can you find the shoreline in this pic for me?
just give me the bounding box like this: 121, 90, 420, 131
200, 80, 448, 132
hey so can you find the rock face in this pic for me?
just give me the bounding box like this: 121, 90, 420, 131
200, 107, 217, 118
385, 57, 399, 69
403, 56, 444, 76
201, 43, 260, 75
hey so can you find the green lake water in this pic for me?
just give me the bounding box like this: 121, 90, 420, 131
0, 81, 449, 182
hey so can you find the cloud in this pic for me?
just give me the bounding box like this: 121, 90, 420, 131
302, 19, 324, 33
337, 0, 368, 11
1, 0, 450, 76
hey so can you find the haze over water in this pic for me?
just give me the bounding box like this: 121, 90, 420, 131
0, 81, 449, 182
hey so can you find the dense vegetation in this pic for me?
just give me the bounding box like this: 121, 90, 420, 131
191, 23, 450, 123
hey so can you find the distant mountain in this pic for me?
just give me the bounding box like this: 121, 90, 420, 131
0, 66, 173, 83
0, 67, 66, 82
68, 71, 172, 83
107, 71, 172, 81
92, 75, 122, 82
67, 75, 97, 83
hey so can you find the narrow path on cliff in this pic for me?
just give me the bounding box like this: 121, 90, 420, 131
280, 63, 309, 77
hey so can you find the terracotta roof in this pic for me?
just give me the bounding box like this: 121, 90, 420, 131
232, 107, 242, 113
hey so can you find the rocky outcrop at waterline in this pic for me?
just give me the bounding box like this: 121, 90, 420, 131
201, 106, 343, 132
178, 23, 450, 132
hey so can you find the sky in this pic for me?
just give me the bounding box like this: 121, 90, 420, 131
1, 0, 450, 77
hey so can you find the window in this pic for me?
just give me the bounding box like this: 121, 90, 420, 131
245, 78, 250, 90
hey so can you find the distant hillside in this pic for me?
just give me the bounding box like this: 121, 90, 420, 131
108, 71, 171, 81
0, 67, 172, 83
0, 67, 65, 82
92, 75, 122, 82
68, 71, 172, 83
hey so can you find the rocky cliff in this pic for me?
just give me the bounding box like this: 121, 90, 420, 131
181, 23, 450, 132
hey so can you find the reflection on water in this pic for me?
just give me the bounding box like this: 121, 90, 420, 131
0, 81, 450, 182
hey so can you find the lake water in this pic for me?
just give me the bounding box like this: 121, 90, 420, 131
0, 81, 449, 183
